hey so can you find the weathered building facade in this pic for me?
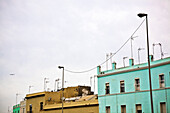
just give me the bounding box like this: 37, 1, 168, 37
25, 86, 99, 113
97, 56, 170, 113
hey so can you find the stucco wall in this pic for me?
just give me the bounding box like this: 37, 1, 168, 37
98, 59, 170, 113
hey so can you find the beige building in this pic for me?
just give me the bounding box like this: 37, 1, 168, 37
44, 95, 99, 113
25, 86, 99, 113
20, 100, 26, 113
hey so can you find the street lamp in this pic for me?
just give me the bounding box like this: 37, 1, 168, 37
58, 66, 64, 113
138, 13, 154, 113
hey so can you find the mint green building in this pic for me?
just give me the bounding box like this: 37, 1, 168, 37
97, 56, 170, 113
13, 104, 20, 113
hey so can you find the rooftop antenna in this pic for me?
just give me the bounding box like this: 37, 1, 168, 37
16, 93, 20, 105
153, 43, 164, 59
64, 81, 68, 88
94, 75, 97, 94
44, 78, 49, 91
110, 53, 113, 66
29, 86, 33, 94
110, 53, 116, 68
54, 78, 60, 91
90, 76, 93, 88
123, 57, 128, 67
130, 36, 138, 58
106, 53, 109, 70
138, 48, 145, 64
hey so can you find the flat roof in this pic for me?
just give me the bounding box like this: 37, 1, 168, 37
98, 57, 170, 77
43, 100, 98, 110
26, 92, 45, 99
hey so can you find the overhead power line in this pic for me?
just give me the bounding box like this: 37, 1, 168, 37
65, 18, 146, 73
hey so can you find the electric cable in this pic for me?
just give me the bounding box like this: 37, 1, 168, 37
65, 18, 146, 73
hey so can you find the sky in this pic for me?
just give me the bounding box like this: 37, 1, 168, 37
0, 0, 170, 112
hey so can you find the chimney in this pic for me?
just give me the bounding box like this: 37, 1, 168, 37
149, 55, 153, 62
97, 66, 101, 75
112, 62, 116, 71
129, 58, 134, 66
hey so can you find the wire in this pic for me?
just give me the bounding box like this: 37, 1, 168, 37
65, 18, 146, 73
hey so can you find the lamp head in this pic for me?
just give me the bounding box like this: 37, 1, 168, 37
58, 66, 64, 69
138, 13, 147, 18
123, 57, 128, 59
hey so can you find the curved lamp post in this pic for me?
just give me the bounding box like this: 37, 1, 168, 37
58, 66, 64, 113
138, 13, 154, 113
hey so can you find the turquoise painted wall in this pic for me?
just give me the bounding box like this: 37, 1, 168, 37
98, 57, 170, 113
13, 104, 20, 113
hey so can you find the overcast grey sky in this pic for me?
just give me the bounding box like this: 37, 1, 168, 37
0, 0, 170, 112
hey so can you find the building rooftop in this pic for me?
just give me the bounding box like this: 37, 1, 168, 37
43, 95, 98, 110
98, 56, 170, 77
26, 92, 45, 99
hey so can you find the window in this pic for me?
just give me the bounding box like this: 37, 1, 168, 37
121, 105, 126, 113
160, 102, 166, 113
120, 81, 125, 93
105, 83, 110, 94
23, 108, 25, 113
135, 78, 140, 91
106, 106, 110, 113
40, 102, 43, 110
136, 104, 142, 113
159, 74, 165, 88
29, 104, 32, 113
